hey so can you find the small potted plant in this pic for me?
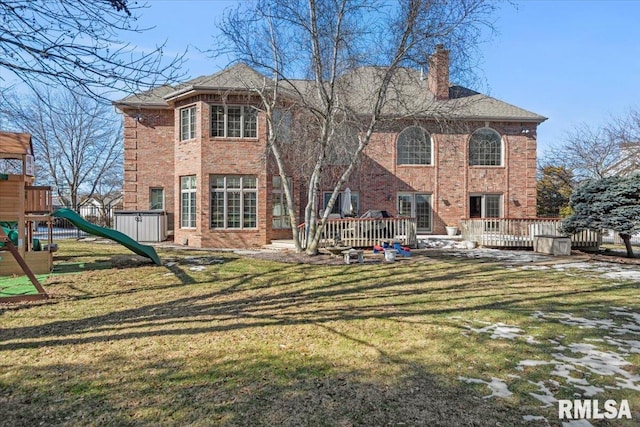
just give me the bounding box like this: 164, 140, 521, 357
445, 225, 458, 236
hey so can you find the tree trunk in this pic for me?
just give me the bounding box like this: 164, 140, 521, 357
620, 233, 635, 258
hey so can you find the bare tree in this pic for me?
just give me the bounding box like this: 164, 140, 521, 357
215, 0, 496, 254
611, 108, 640, 144
0, 0, 185, 103
543, 123, 621, 182
4, 88, 123, 212
543, 108, 640, 183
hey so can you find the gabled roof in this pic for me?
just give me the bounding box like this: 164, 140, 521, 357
327, 66, 546, 122
164, 63, 271, 101
114, 64, 546, 123
446, 89, 547, 122
0, 131, 33, 159
114, 63, 272, 109
114, 85, 176, 109
79, 193, 123, 207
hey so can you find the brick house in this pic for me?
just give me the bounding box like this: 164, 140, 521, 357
114, 47, 546, 248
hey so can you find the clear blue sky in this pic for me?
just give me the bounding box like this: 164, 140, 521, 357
129, 0, 640, 156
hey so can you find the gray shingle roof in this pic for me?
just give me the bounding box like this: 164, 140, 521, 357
115, 63, 271, 108
115, 64, 546, 123
331, 66, 546, 122
115, 84, 175, 108
164, 63, 271, 100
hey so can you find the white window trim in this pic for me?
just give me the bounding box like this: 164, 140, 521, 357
210, 105, 258, 139
272, 176, 292, 229
469, 193, 503, 218
180, 106, 197, 141
396, 126, 433, 166
469, 127, 504, 167
397, 193, 432, 232
180, 176, 197, 229
210, 175, 258, 229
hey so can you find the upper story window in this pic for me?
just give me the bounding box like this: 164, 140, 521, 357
397, 126, 431, 165
180, 106, 196, 141
469, 128, 502, 166
211, 105, 257, 138
272, 109, 293, 144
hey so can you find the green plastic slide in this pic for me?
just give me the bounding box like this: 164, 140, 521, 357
51, 208, 161, 265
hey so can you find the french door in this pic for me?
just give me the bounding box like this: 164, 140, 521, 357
398, 193, 431, 233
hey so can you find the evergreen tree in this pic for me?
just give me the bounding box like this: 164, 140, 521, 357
562, 174, 640, 257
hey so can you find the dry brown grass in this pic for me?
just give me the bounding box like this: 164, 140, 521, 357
0, 240, 639, 426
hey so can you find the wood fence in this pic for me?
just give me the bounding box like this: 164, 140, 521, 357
300, 217, 417, 249
460, 218, 601, 249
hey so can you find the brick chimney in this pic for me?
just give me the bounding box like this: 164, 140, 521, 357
427, 44, 450, 100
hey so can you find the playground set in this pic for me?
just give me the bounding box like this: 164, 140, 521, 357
0, 132, 53, 302
0, 131, 161, 303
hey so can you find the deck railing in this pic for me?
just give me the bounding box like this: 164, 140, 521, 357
299, 217, 417, 249
460, 218, 601, 249
25, 186, 53, 214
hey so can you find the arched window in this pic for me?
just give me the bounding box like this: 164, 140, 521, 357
469, 128, 502, 166
397, 126, 431, 165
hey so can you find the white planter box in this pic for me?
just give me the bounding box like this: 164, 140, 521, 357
533, 235, 571, 256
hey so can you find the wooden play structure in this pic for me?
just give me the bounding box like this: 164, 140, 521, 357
0, 131, 54, 301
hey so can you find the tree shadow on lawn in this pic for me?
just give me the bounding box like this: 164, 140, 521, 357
1, 258, 638, 426
0, 347, 535, 426
0, 258, 632, 350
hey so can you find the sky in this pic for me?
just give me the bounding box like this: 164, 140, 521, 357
72, 1, 640, 157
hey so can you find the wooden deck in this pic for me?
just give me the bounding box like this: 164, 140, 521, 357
460, 218, 601, 249
300, 217, 417, 249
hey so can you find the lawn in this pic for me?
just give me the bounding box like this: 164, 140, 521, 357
1, 241, 639, 426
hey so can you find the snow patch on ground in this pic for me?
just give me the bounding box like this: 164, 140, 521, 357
446, 247, 549, 263
531, 311, 615, 330
549, 260, 640, 282
517, 360, 553, 370
457, 376, 513, 399
423, 245, 640, 284
444, 249, 640, 420
562, 420, 595, 427
527, 380, 557, 407
528, 311, 640, 393
465, 323, 524, 340
602, 270, 640, 281
523, 414, 550, 425
457, 307, 640, 419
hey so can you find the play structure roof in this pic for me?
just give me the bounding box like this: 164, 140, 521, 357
0, 132, 33, 159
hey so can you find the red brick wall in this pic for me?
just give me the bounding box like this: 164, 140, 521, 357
321, 121, 538, 234
122, 109, 176, 229
121, 101, 538, 247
